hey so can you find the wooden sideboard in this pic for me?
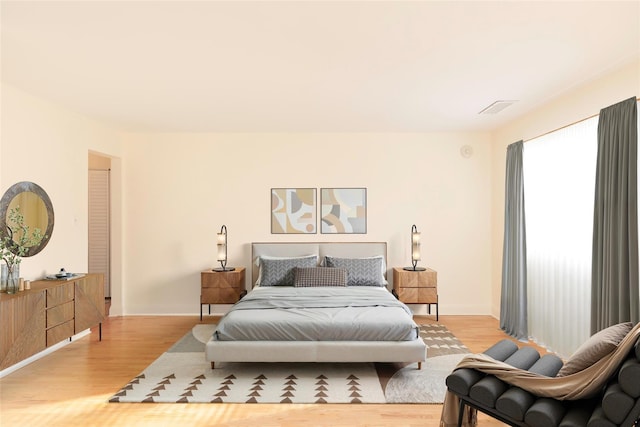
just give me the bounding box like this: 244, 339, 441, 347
0, 273, 105, 370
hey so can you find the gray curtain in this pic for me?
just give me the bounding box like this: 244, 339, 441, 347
591, 97, 639, 334
500, 140, 528, 340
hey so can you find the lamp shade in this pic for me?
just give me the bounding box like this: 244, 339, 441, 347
411, 231, 421, 261
213, 225, 235, 272
217, 239, 226, 262
404, 224, 426, 271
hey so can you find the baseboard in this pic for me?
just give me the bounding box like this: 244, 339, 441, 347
0, 329, 91, 378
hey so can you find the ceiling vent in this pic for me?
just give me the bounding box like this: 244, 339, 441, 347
479, 100, 518, 115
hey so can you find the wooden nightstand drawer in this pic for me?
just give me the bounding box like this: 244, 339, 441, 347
201, 287, 242, 304
398, 287, 437, 304
201, 271, 243, 289
397, 269, 436, 287
47, 301, 74, 328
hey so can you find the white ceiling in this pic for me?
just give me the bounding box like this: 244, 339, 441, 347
1, 1, 639, 133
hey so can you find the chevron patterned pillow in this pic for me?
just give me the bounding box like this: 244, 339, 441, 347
324, 256, 386, 286
258, 255, 318, 286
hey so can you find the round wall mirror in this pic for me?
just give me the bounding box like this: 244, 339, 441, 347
0, 181, 54, 257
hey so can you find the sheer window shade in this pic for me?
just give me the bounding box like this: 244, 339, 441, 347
523, 116, 598, 357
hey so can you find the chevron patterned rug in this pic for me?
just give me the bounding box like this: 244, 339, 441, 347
109, 323, 469, 404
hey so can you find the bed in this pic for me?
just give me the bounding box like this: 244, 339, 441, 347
205, 242, 427, 369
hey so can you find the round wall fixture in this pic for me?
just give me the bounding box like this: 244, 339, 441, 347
460, 145, 474, 159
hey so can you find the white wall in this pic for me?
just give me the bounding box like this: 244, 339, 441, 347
0, 83, 123, 308
121, 132, 493, 315
4, 57, 637, 319
1, 82, 494, 317
490, 59, 640, 317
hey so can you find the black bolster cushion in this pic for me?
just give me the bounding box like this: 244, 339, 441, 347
495, 387, 534, 421
524, 398, 567, 427
635, 338, 640, 361
559, 400, 596, 427
446, 339, 518, 396
619, 357, 640, 397
502, 346, 542, 369
469, 376, 510, 408
446, 368, 484, 396
469, 346, 541, 408
587, 405, 617, 427
620, 398, 640, 427
496, 354, 564, 421
601, 383, 634, 424
484, 339, 519, 361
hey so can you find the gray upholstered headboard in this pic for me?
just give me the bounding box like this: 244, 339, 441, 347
250, 242, 388, 287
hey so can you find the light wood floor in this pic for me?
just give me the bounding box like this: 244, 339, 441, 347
0, 315, 537, 427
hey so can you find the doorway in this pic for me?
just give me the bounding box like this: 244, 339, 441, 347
88, 153, 111, 309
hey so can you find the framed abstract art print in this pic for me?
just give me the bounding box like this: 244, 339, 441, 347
320, 188, 367, 234
271, 188, 317, 234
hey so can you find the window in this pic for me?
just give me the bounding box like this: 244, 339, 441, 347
523, 116, 598, 356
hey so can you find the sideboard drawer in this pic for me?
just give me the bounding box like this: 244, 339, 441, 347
47, 319, 74, 346
47, 301, 74, 328
47, 283, 74, 307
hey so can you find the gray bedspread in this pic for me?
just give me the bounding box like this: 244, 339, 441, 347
214, 286, 419, 342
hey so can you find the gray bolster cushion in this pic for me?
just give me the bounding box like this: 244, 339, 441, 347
446, 368, 484, 396
601, 383, 634, 424
496, 354, 565, 420
446, 339, 519, 396
524, 398, 567, 427
495, 387, 535, 421
587, 405, 617, 427
620, 399, 640, 427
559, 401, 596, 427
619, 357, 640, 397
470, 346, 542, 408
502, 346, 542, 369
469, 376, 509, 408
484, 339, 519, 361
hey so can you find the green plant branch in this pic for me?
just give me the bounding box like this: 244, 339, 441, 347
0, 206, 45, 274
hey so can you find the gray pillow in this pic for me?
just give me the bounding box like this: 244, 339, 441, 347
324, 256, 385, 286
557, 322, 633, 376
258, 255, 318, 286
294, 267, 348, 287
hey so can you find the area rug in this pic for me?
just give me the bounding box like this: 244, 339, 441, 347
109, 323, 469, 404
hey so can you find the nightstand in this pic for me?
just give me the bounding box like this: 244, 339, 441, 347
200, 267, 246, 320
392, 267, 438, 320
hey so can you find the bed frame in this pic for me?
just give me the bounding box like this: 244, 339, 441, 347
205, 242, 427, 369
